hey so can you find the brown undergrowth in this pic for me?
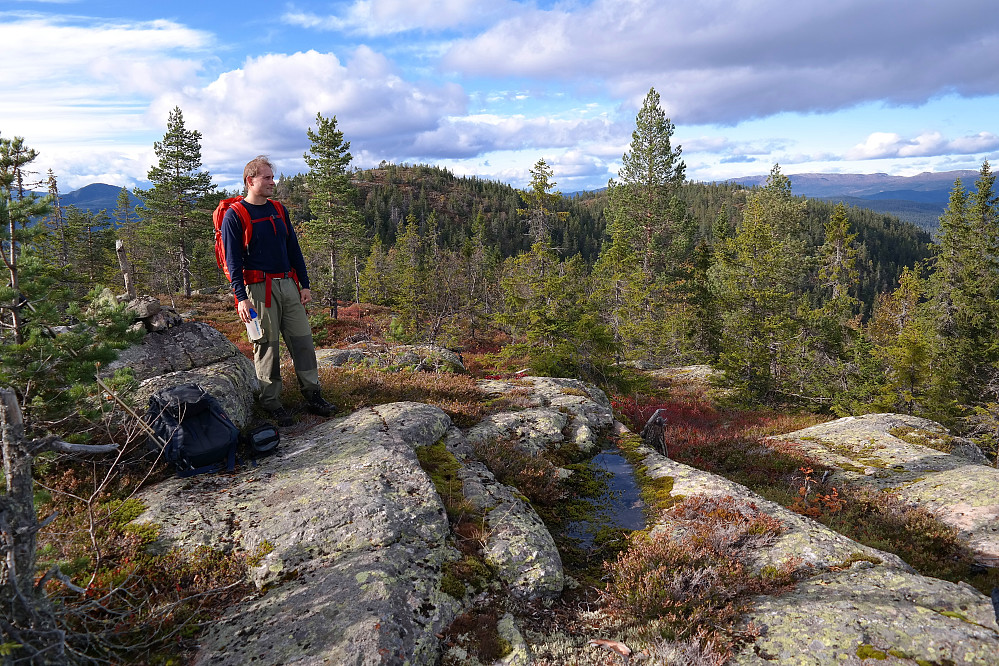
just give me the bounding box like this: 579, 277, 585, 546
33, 430, 254, 664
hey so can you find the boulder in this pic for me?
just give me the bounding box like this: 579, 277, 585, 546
465, 377, 613, 454
134, 402, 462, 665
774, 413, 999, 566
105, 321, 257, 428
450, 430, 564, 599
316, 343, 466, 373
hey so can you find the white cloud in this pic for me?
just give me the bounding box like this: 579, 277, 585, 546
846, 131, 999, 160
282, 0, 515, 36
0, 14, 210, 95
155, 48, 468, 183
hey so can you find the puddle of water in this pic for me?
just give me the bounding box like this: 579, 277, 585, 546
566, 446, 646, 549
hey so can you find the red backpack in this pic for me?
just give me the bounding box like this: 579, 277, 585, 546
213, 196, 296, 305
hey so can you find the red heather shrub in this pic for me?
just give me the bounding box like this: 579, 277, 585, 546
604, 496, 798, 645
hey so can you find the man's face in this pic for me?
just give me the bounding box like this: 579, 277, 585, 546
247, 165, 276, 198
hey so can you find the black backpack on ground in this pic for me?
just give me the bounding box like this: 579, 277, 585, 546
145, 383, 239, 476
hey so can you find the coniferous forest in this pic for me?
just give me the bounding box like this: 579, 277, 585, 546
3, 90, 999, 662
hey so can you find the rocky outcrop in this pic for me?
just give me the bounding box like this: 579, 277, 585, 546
316, 343, 465, 373
465, 377, 614, 454
450, 449, 564, 599
632, 439, 999, 665
105, 321, 257, 428
774, 413, 999, 566
135, 402, 463, 665
128, 363, 999, 664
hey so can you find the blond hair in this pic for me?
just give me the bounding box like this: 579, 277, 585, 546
243, 155, 274, 187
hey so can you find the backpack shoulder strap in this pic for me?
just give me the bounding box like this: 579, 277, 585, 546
268, 199, 290, 234
230, 200, 254, 248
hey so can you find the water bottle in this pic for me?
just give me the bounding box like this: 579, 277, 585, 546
245, 307, 263, 341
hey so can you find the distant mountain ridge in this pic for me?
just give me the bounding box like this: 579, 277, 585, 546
723, 170, 979, 230
57, 183, 141, 211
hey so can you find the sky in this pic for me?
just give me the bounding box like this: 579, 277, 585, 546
3, 0, 999, 193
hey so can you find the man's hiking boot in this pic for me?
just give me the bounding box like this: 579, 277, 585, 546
267, 406, 294, 427
304, 392, 335, 417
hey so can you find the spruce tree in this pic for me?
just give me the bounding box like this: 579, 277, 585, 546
868, 267, 936, 415
303, 112, 365, 318
928, 162, 999, 411
709, 165, 811, 404
134, 107, 214, 296
518, 159, 568, 245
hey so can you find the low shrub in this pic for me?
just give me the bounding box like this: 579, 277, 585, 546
604, 495, 798, 651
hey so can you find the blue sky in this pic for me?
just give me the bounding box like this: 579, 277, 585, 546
4, 0, 999, 192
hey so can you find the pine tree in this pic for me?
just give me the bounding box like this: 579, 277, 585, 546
607, 87, 690, 275
595, 87, 700, 364
0, 135, 50, 345
134, 107, 215, 297
0, 141, 140, 662
303, 112, 365, 318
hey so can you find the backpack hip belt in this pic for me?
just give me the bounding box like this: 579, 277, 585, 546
244, 269, 300, 308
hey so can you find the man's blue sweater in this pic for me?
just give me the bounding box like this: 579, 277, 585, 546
220, 200, 311, 302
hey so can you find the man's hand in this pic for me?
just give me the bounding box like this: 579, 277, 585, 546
237, 298, 253, 322
300, 288, 312, 305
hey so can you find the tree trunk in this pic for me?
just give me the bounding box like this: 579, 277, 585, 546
115, 240, 136, 300
0, 388, 66, 664
180, 239, 192, 298
329, 246, 338, 320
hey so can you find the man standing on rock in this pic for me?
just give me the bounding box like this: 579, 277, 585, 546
221, 155, 335, 426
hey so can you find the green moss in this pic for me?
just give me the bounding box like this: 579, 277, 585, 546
123, 521, 160, 544
104, 498, 148, 527
440, 572, 466, 599
415, 440, 471, 520
938, 610, 969, 622
889, 426, 954, 453
832, 552, 883, 570
246, 541, 275, 567
856, 644, 887, 660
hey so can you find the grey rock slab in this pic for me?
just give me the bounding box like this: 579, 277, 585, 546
642, 448, 910, 573
467, 377, 613, 454
465, 407, 569, 456
315, 347, 370, 367
458, 456, 564, 599
133, 402, 461, 665
104, 321, 246, 381
732, 566, 999, 665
